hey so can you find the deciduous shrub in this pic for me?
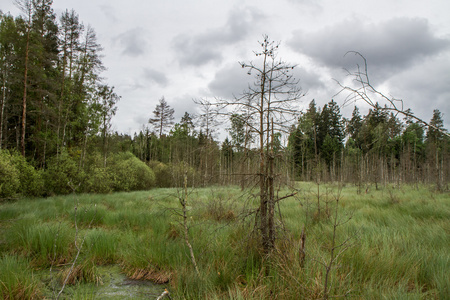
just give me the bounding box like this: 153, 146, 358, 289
148, 161, 171, 187
0, 150, 20, 199
44, 150, 85, 195
83, 152, 113, 194
8, 150, 44, 197
108, 152, 156, 191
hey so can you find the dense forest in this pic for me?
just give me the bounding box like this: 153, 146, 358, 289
1, 1, 449, 200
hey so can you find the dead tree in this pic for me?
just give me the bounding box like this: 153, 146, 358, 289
204, 35, 303, 254
335, 51, 449, 138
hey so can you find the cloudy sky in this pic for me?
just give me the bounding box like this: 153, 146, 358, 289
3, 0, 450, 135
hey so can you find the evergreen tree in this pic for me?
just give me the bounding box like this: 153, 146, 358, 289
179, 111, 195, 136
426, 109, 446, 144
228, 113, 246, 152
149, 97, 174, 137
346, 106, 362, 145
0, 13, 18, 150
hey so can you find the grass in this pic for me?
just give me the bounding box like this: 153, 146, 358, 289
0, 183, 448, 299
0, 255, 41, 299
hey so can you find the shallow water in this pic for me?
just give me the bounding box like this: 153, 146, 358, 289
45, 265, 167, 299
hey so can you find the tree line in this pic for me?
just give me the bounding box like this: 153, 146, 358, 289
130, 97, 449, 192
0, 1, 118, 166
1, 2, 448, 200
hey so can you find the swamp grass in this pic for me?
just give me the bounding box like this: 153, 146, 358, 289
0, 183, 448, 299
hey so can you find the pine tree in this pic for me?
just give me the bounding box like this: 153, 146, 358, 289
149, 97, 174, 137
0, 13, 18, 149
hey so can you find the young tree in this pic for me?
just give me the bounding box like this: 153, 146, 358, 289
149, 96, 174, 137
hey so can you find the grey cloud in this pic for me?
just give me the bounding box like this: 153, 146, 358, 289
208, 63, 252, 98
100, 5, 118, 23
208, 63, 324, 99
289, 17, 450, 73
143, 68, 168, 86
293, 67, 325, 91
388, 54, 450, 128
172, 7, 263, 67
287, 0, 323, 13
171, 95, 198, 121
115, 27, 149, 56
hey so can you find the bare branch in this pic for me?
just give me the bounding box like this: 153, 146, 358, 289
335, 51, 449, 138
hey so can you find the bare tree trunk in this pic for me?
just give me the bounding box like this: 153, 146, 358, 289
268, 119, 275, 250
259, 49, 268, 254
0, 68, 6, 149
181, 169, 200, 275
21, 22, 30, 157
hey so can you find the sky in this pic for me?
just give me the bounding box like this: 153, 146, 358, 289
2, 0, 450, 136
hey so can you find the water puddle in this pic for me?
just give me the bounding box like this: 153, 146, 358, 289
96, 267, 165, 299
45, 265, 168, 299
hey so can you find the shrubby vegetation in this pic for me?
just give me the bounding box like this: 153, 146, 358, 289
107, 152, 155, 192
0, 150, 43, 198
0, 149, 155, 198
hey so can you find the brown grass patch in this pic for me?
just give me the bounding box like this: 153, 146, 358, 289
58, 261, 102, 286
126, 267, 172, 284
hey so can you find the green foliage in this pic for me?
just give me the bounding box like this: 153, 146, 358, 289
148, 160, 172, 187
83, 152, 113, 194
44, 150, 84, 195
0, 150, 44, 198
108, 152, 155, 191
8, 150, 44, 197
0, 150, 20, 199
85, 166, 113, 194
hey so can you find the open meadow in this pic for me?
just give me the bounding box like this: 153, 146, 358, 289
0, 183, 449, 299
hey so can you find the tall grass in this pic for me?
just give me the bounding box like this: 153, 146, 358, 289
0, 183, 448, 299
0, 255, 41, 299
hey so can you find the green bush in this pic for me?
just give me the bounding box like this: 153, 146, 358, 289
85, 166, 113, 193
0, 150, 44, 198
9, 151, 44, 197
0, 150, 20, 199
83, 152, 113, 194
148, 161, 172, 187
44, 150, 85, 195
148, 160, 199, 188
108, 152, 155, 191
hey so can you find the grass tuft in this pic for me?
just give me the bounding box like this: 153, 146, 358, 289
0, 255, 41, 299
